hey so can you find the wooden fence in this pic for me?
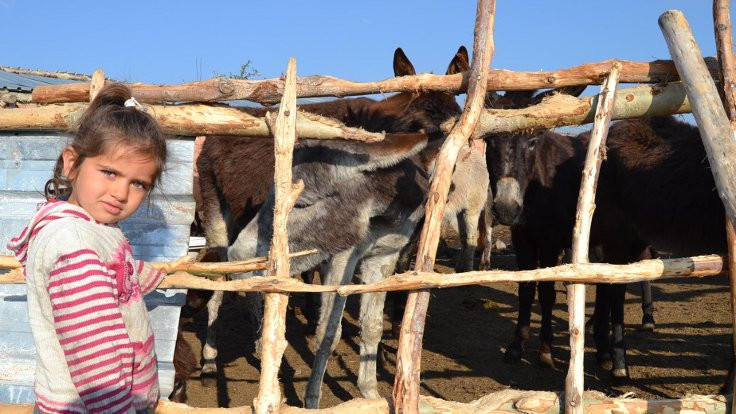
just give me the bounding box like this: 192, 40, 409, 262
1, 1, 736, 413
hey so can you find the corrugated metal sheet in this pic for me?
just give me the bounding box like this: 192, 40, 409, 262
0, 70, 80, 93
0, 132, 195, 403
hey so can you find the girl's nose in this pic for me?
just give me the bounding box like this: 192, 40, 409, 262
111, 181, 129, 202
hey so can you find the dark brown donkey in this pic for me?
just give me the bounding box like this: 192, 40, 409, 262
194, 47, 476, 407
484, 90, 654, 371
591, 115, 726, 380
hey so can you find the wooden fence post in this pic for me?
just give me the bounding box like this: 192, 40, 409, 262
89, 69, 105, 101
712, 0, 736, 409
565, 63, 621, 414
392, 0, 496, 412
659, 10, 736, 229
253, 57, 304, 414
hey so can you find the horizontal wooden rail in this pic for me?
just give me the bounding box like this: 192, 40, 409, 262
1, 254, 724, 292
2, 389, 727, 414
453, 81, 693, 137
29, 58, 720, 105
0, 103, 384, 141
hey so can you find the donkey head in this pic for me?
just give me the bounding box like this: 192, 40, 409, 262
483, 86, 585, 225
485, 131, 541, 225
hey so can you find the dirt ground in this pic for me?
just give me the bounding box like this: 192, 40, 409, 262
178, 225, 732, 408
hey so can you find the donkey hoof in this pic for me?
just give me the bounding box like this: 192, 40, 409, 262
641, 316, 656, 332
584, 319, 595, 335
596, 352, 613, 371
200, 373, 218, 388
391, 321, 402, 340
304, 394, 320, 409
503, 342, 524, 363
538, 344, 555, 369
611, 367, 628, 379
538, 351, 555, 369
360, 388, 381, 400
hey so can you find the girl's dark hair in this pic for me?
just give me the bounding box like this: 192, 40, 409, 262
45, 83, 167, 199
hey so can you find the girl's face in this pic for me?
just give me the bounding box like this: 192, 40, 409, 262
62, 144, 158, 224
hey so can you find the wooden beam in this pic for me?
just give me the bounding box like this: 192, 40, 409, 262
1, 82, 696, 138
255, 57, 303, 414
4, 391, 727, 414
565, 63, 621, 414
29, 58, 721, 105
660, 10, 736, 229
1, 254, 725, 292
0, 103, 384, 141
448, 81, 692, 137
712, 1, 736, 410
89, 69, 105, 101
393, 1, 495, 412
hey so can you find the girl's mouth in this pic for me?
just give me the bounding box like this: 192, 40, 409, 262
102, 202, 122, 215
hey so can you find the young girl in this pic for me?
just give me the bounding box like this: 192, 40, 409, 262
7, 83, 169, 413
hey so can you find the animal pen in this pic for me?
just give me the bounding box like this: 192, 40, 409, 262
1, 1, 736, 413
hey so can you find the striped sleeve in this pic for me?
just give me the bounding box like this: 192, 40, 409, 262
136, 260, 166, 294
47, 248, 136, 414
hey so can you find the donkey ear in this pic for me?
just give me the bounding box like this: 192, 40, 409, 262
393, 48, 416, 77
533, 85, 587, 104
446, 46, 470, 75
487, 90, 537, 109
356, 132, 428, 171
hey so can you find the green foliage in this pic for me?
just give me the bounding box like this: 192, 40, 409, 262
213, 60, 260, 80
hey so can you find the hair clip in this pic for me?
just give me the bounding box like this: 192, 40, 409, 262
124, 97, 145, 111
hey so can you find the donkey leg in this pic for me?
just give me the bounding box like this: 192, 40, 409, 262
305, 249, 360, 409
355, 249, 398, 400
478, 197, 494, 271
610, 283, 628, 378
201, 289, 224, 386
455, 208, 482, 273
537, 281, 556, 368
640, 281, 655, 331
593, 284, 613, 370
505, 281, 535, 363
357, 289, 387, 400
301, 270, 320, 336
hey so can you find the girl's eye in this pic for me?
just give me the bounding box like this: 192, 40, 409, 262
132, 181, 149, 191
102, 170, 116, 177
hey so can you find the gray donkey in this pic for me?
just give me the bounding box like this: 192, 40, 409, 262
196, 47, 488, 406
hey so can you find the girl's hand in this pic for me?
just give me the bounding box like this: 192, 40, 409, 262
152, 256, 195, 273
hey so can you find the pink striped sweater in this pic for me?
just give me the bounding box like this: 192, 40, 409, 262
7, 200, 166, 413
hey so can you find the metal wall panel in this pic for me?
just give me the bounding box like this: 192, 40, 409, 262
0, 132, 194, 403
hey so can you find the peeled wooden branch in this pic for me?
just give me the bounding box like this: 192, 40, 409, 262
5, 390, 726, 414
442, 81, 693, 137
660, 10, 736, 231
255, 57, 301, 414
0, 249, 318, 275
713, 1, 736, 408
566, 64, 621, 414
337, 254, 725, 295
2, 254, 724, 291
29, 58, 720, 105
0, 103, 384, 141
394, 1, 496, 411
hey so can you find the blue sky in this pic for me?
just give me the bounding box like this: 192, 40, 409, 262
3, 1, 721, 88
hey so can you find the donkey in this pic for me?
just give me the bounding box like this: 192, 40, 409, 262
196, 47, 476, 406
483, 89, 654, 369
590, 115, 727, 379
